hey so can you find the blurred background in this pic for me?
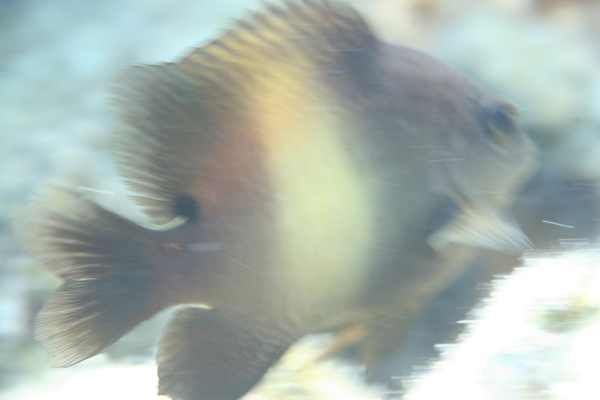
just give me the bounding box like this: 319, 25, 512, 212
1, 0, 599, 399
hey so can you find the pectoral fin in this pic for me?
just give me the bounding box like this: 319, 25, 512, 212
428, 207, 530, 255
157, 307, 298, 400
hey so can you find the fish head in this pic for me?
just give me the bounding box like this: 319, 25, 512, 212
428, 82, 538, 254
380, 45, 538, 254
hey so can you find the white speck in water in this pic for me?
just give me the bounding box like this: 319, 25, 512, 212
542, 220, 575, 228
366, 244, 400, 252
427, 158, 467, 163
227, 257, 266, 276
187, 242, 223, 252
77, 186, 115, 195
368, 180, 404, 186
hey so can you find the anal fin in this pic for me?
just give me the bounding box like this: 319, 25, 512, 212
157, 307, 298, 400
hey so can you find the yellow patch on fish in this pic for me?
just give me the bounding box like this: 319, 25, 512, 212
267, 107, 373, 309
242, 57, 374, 308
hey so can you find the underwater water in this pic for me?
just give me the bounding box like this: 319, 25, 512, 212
1, 0, 599, 399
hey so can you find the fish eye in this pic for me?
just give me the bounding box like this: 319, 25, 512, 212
486, 102, 518, 146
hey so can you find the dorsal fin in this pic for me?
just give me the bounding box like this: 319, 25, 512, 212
179, 0, 375, 78
112, 0, 378, 224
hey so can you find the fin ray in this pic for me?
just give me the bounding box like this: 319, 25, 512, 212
428, 207, 531, 255
112, 0, 376, 223
157, 307, 298, 400
15, 186, 170, 367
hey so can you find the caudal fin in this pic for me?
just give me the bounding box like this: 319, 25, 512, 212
15, 185, 170, 367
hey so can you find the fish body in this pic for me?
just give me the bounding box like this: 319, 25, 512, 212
16, 1, 537, 399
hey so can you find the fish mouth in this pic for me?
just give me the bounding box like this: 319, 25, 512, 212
426, 198, 531, 256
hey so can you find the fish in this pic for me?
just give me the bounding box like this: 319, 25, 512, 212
15, 1, 537, 399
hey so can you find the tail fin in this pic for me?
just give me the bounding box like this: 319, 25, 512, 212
15, 185, 169, 367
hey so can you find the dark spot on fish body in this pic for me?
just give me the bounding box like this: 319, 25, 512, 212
173, 194, 201, 221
